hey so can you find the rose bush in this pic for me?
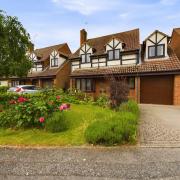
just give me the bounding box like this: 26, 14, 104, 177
0, 90, 71, 129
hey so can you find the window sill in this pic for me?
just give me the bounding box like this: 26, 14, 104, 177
81, 62, 91, 64
81, 90, 95, 93
148, 55, 165, 59
107, 59, 120, 61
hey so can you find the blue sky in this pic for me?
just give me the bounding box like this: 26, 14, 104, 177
0, 0, 180, 51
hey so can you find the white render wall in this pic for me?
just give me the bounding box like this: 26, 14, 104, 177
50, 50, 66, 69
71, 53, 138, 72
71, 39, 137, 72
0, 81, 8, 86
145, 32, 168, 60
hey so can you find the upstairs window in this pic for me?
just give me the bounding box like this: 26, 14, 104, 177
108, 49, 120, 60
81, 54, 91, 63
157, 44, 164, 56
51, 57, 58, 67
148, 44, 165, 58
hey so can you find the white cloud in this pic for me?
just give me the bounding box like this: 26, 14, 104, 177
52, 0, 119, 15
160, 0, 179, 5
119, 13, 129, 19
166, 13, 180, 20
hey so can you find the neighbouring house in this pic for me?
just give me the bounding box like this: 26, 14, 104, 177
70, 29, 180, 105
170, 28, 180, 105
6, 43, 72, 89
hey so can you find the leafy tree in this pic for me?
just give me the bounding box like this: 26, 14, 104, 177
0, 10, 32, 77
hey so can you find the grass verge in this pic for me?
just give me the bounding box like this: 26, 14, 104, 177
0, 104, 116, 146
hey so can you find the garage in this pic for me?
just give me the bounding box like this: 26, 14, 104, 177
140, 75, 173, 105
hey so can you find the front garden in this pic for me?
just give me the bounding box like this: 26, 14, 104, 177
0, 87, 139, 146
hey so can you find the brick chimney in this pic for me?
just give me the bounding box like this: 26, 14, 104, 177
80, 29, 87, 46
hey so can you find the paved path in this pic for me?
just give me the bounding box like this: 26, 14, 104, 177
0, 147, 180, 179
139, 104, 180, 147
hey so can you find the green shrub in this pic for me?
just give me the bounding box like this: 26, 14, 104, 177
119, 100, 139, 117
85, 112, 138, 145
94, 94, 109, 108
45, 111, 69, 133
0, 86, 8, 93
0, 110, 17, 128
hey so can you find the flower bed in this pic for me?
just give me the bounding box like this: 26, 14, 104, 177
0, 91, 70, 130
0, 90, 139, 146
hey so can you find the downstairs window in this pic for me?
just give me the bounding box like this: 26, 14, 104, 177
75, 79, 94, 92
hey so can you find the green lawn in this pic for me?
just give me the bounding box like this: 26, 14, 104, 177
0, 104, 116, 146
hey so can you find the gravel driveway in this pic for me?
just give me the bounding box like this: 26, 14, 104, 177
0, 147, 180, 179
139, 104, 180, 147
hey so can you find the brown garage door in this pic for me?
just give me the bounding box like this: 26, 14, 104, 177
140, 76, 173, 105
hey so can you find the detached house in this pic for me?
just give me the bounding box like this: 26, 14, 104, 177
70, 29, 180, 105
9, 43, 72, 89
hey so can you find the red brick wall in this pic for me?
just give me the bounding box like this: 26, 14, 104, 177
70, 77, 140, 102
55, 61, 71, 89
173, 75, 180, 105
170, 30, 180, 60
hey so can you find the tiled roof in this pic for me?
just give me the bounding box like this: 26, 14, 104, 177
70, 29, 140, 59
71, 47, 180, 77
34, 43, 69, 61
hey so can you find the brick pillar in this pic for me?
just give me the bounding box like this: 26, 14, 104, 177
135, 77, 140, 103
38, 79, 42, 88
70, 78, 75, 90
173, 75, 180, 105
53, 78, 57, 88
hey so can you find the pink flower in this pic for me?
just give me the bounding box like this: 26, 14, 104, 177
59, 103, 71, 111
56, 96, 60, 100
62, 104, 68, 109
59, 105, 64, 111
39, 117, 45, 123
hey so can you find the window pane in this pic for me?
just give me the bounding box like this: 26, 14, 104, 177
81, 79, 86, 91
76, 79, 81, 90
51, 59, 55, 67
149, 46, 155, 57
86, 79, 92, 91
157, 45, 164, 56
51, 58, 58, 67
82, 55, 86, 63
115, 49, 120, 59
108, 50, 113, 60
55, 58, 58, 66
129, 78, 135, 89
86, 54, 90, 63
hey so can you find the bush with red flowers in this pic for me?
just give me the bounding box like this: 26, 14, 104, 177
0, 91, 71, 129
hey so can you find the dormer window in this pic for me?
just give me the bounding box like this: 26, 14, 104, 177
80, 43, 92, 64
50, 50, 59, 67
81, 53, 91, 63
148, 44, 165, 58
108, 49, 120, 60
51, 57, 58, 67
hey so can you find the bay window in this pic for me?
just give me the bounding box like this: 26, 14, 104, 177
75, 79, 94, 92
